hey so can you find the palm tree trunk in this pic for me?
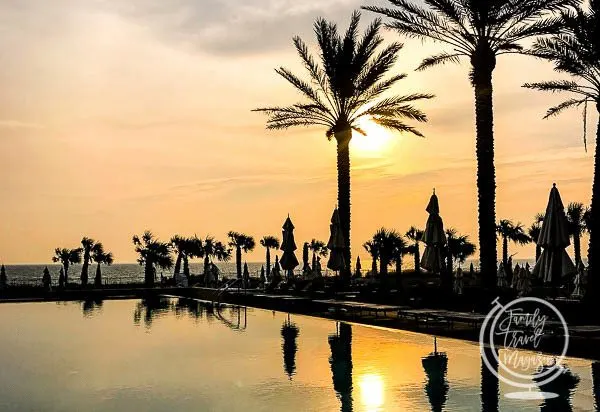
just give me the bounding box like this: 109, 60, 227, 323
535, 245, 541, 263
335, 128, 352, 282
588, 116, 600, 301
81, 252, 89, 286
266, 248, 271, 279
236, 246, 242, 279
414, 243, 421, 273
64, 262, 69, 286
473, 59, 498, 289
174, 252, 183, 275
380, 255, 388, 276
183, 255, 190, 277
396, 256, 402, 275
502, 236, 508, 268
371, 256, 377, 276
574, 234, 581, 266
145, 259, 154, 286
95, 263, 102, 287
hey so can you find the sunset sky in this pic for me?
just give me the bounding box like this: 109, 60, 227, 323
0, 0, 596, 264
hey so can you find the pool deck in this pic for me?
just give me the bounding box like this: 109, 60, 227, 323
2, 285, 600, 360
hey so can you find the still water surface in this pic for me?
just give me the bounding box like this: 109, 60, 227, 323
0, 298, 597, 411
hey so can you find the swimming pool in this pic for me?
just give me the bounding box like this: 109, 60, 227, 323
0, 297, 596, 411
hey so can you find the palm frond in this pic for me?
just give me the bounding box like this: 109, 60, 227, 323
417, 52, 464, 71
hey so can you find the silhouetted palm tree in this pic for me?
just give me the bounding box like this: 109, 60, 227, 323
202, 236, 231, 283
566, 202, 588, 266
171, 235, 186, 275
446, 229, 477, 275
308, 239, 328, 272
363, 240, 379, 276
52, 247, 82, 286
392, 235, 409, 275
281, 315, 300, 380
132, 231, 173, 286
181, 236, 203, 277
496, 220, 530, 268
91, 242, 113, 287
365, 0, 575, 288
370, 228, 404, 276
254, 11, 432, 281
80, 237, 96, 287
523, 0, 599, 297
406, 226, 424, 273
228, 232, 255, 280
329, 322, 353, 412
528, 213, 545, 262
260, 235, 280, 279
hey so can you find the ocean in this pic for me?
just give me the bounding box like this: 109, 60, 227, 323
0, 258, 544, 286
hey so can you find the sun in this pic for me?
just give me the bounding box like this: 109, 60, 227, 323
351, 117, 394, 156
359, 373, 385, 411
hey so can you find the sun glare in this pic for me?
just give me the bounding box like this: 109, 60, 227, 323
359, 373, 385, 411
351, 117, 394, 156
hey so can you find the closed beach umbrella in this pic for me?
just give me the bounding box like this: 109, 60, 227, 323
422, 337, 449, 412
0, 264, 6, 288
280, 216, 299, 280
355, 256, 362, 277
421, 190, 447, 274
327, 208, 346, 273
497, 263, 508, 288
260, 265, 266, 284
469, 262, 475, 277
243, 262, 250, 285
533, 184, 576, 284
302, 242, 311, 275
272, 255, 282, 281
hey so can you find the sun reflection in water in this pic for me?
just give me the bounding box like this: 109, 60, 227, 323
359, 373, 385, 411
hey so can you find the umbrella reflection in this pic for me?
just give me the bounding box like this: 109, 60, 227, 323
422, 336, 448, 412
281, 313, 299, 380
81, 298, 103, 318
329, 322, 353, 412
534, 363, 579, 412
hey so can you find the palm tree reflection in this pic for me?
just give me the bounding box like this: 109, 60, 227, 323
422, 336, 448, 412
480, 345, 499, 412
329, 322, 353, 412
281, 314, 299, 380
133, 296, 171, 328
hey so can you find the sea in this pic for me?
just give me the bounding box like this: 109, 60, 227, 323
0, 258, 542, 286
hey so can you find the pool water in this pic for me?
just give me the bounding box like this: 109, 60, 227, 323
0, 297, 597, 411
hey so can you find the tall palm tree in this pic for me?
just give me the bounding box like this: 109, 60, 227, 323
363, 240, 379, 276
567, 202, 588, 266
91, 242, 114, 287
254, 11, 432, 281
228, 232, 256, 279
132, 231, 173, 286
523, 0, 600, 297
446, 228, 477, 275
52, 247, 82, 286
406, 226, 424, 273
365, 0, 575, 288
80, 237, 96, 287
171, 235, 186, 275
528, 213, 545, 262
260, 236, 280, 279
202, 236, 231, 282
496, 220, 531, 268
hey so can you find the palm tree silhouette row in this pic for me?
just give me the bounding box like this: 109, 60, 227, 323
228, 232, 256, 280
365, 0, 576, 288
132, 231, 173, 286
91, 242, 114, 287
260, 236, 280, 280
52, 247, 82, 286
496, 219, 531, 269
254, 11, 432, 282
566, 202, 589, 266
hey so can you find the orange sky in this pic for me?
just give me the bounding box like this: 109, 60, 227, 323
0, 0, 596, 264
